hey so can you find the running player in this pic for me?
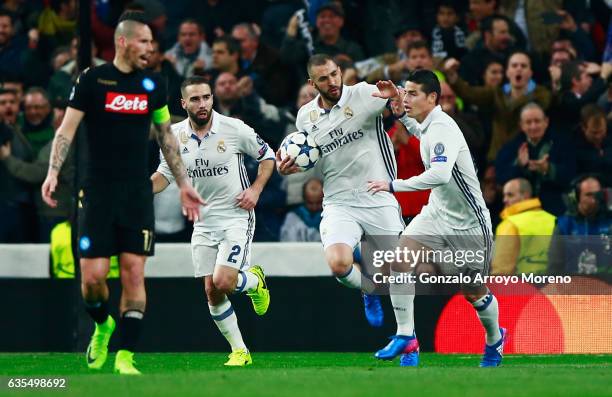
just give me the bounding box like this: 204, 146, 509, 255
368, 70, 505, 367
41, 12, 204, 375
151, 76, 273, 366
277, 54, 415, 359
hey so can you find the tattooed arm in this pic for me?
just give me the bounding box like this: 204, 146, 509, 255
152, 120, 188, 186
153, 120, 205, 221
41, 107, 84, 208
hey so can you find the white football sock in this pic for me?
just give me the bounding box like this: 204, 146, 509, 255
209, 296, 246, 351
235, 270, 259, 293
389, 271, 415, 336
472, 291, 502, 345
335, 264, 362, 289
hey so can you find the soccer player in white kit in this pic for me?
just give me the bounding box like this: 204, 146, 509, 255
368, 70, 506, 367
277, 54, 416, 360
151, 76, 274, 366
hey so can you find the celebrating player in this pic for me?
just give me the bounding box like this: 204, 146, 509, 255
277, 54, 415, 359
41, 12, 204, 375
368, 70, 505, 367
151, 76, 274, 366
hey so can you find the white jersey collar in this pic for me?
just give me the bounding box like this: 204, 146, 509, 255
314, 84, 350, 114
420, 105, 442, 132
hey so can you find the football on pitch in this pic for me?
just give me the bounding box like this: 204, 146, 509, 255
279, 131, 321, 171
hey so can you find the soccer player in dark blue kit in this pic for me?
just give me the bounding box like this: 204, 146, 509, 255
41, 12, 204, 375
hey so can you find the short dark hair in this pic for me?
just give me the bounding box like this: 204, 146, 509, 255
25, 86, 50, 103
406, 69, 441, 104
0, 9, 13, 24
407, 40, 431, 57
580, 104, 607, 125
306, 53, 336, 78
180, 76, 212, 97
180, 18, 204, 34
438, 0, 459, 13
118, 10, 148, 25
213, 36, 241, 55
481, 14, 509, 34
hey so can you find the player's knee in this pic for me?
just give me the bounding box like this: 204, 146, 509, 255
327, 253, 353, 277
121, 264, 145, 290
81, 268, 107, 290
212, 272, 237, 293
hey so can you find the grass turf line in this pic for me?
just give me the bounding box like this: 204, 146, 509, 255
1, 353, 610, 397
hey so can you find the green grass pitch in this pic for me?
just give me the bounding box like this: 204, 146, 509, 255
1, 353, 610, 397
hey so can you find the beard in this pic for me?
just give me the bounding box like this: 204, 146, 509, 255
187, 108, 211, 127
316, 83, 342, 103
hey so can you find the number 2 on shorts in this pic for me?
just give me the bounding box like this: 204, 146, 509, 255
227, 245, 241, 263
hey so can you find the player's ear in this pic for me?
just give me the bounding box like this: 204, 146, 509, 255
180, 98, 186, 110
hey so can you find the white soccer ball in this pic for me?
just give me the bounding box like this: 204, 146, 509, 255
279, 131, 320, 171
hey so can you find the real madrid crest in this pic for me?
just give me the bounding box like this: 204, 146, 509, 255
344, 106, 353, 119
309, 109, 319, 123
217, 139, 227, 153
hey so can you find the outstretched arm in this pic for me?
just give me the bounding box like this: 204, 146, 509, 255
153, 119, 205, 221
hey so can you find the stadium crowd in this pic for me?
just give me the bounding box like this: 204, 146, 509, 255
0, 0, 610, 276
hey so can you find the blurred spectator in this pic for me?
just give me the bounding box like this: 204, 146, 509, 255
37, 0, 77, 48
439, 81, 486, 169
165, 19, 212, 78
547, 48, 574, 91
549, 175, 611, 274
481, 163, 503, 228
355, 21, 424, 84
194, 0, 259, 47
497, 1, 563, 55
495, 102, 575, 215
213, 72, 285, 148
460, 15, 518, 85
260, 1, 301, 49
201, 35, 243, 84
47, 37, 106, 102
280, 178, 323, 242
483, 59, 504, 87
491, 178, 556, 275
0, 101, 74, 242
446, 52, 551, 162
2, 75, 24, 105
126, 0, 168, 39
19, 87, 54, 157
431, 1, 467, 60
550, 60, 611, 132
576, 105, 612, 186
0, 88, 19, 128
280, 3, 364, 82
232, 22, 293, 106
147, 38, 183, 117
0, 114, 34, 243
0, 10, 27, 78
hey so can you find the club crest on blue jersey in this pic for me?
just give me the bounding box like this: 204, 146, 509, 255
142, 77, 155, 92
79, 236, 91, 251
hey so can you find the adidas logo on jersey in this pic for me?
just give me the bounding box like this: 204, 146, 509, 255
182, 146, 189, 154
311, 125, 318, 132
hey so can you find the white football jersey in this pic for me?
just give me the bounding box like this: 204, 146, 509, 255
396, 106, 491, 232
296, 82, 397, 208
157, 111, 275, 232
